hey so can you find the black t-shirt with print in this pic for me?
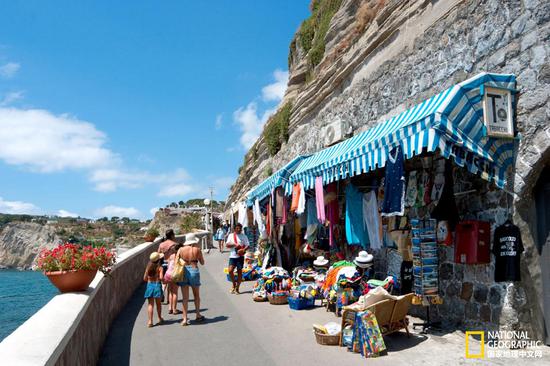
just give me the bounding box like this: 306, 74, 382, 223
492, 223, 524, 282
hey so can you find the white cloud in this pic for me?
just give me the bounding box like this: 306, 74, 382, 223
0, 62, 20, 79
0, 196, 40, 215
215, 114, 223, 130
57, 209, 79, 218
233, 102, 274, 149
95, 205, 141, 219
157, 183, 195, 197
0, 108, 115, 173
90, 168, 149, 192
0, 91, 24, 106
261, 69, 288, 102
232, 68, 288, 149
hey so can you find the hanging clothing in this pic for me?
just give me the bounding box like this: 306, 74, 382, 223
431, 160, 459, 230
305, 198, 318, 243
325, 183, 339, 248
345, 184, 368, 247
290, 183, 300, 212
416, 170, 429, 207
400, 261, 413, 294
362, 190, 382, 250
315, 176, 326, 224
431, 172, 445, 202
296, 182, 306, 215
404, 171, 417, 207
282, 195, 288, 225
493, 222, 524, 282
381, 146, 405, 217
275, 187, 284, 218
253, 198, 266, 235
237, 202, 248, 227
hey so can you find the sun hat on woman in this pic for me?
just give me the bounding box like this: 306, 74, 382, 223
150, 252, 163, 262
184, 233, 200, 245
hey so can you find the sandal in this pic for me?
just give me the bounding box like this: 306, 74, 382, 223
158, 318, 164, 325
147, 323, 153, 328
168, 310, 173, 315
173, 310, 182, 315
181, 319, 190, 326
195, 315, 205, 322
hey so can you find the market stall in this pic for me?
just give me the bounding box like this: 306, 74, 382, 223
235, 72, 520, 358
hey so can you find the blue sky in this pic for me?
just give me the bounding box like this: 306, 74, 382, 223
0, 1, 309, 220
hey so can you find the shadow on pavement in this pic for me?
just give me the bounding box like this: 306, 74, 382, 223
192, 315, 229, 325
383, 332, 429, 352
98, 284, 146, 366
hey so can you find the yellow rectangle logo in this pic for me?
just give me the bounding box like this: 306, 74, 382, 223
465, 331, 485, 359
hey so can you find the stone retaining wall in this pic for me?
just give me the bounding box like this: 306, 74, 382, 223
0, 239, 163, 365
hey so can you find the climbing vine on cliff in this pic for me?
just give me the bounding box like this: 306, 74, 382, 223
298, 0, 343, 69
264, 101, 293, 156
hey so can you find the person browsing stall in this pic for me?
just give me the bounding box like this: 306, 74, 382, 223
225, 223, 249, 294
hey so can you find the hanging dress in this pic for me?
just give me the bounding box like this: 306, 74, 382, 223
381, 146, 406, 216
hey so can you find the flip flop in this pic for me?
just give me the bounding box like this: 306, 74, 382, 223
147, 323, 153, 328
173, 310, 183, 315
168, 310, 173, 314
195, 315, 205, 322
181, 319, 191, 326
158, 318, 164, 325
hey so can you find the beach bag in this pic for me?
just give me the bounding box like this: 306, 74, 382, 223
164, 257, 175, 283
171, 257, 185, 283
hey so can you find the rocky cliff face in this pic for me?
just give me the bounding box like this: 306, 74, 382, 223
0, 222, 60, 269
227, 0, 550, 339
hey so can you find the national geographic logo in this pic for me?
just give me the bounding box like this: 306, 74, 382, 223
465, 331, 543, 359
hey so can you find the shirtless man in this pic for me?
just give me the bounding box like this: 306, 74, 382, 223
175, 232, 205, 326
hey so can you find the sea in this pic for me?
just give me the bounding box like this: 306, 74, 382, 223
0, 270, 58, 342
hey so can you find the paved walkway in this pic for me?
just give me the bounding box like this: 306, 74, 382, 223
99, 250, 549, 366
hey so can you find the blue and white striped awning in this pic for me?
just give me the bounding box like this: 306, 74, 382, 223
289, 72, 517, 189
245, 155, 308, 206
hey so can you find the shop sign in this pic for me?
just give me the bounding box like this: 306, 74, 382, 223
483, 87, 514, 138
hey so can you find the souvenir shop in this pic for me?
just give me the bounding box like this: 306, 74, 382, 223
229, 73, 522, 357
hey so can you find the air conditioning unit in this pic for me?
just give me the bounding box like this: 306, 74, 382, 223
322, 119, 346, 147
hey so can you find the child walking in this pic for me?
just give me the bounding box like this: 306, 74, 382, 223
144, 252, 165, 327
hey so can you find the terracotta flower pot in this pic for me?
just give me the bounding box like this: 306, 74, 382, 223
45, 269, 98, 293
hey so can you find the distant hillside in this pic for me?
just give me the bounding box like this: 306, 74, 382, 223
0, 213, 148, 269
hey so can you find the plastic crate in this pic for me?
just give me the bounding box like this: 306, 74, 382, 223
288, 296, 315, 310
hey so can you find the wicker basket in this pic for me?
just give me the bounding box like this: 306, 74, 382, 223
314, 330, 340, 346
267, 293, 288, 305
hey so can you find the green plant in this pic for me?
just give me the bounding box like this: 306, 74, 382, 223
265, 165, 273, 177
238, 165, 244, 174
37, 243, 116, 274
180, 213, 203, 233
298, 0, 343, 69
264, 101, 293, 156
145, 227, 159, 239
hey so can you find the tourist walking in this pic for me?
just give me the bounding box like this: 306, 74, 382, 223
215, 222, 228, 253
158, 229, 177, 305
175, 232, 205, 326
164, 242, 183, 315
225, 223, 249, 294
143, 252, 164, 328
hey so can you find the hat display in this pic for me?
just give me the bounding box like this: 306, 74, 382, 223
354, 251, 374, 268
313, 256, 329, 267
184, 233, 200, 245
150, 252, 162, 262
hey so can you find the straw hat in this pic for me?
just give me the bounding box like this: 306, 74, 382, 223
354, 251, 374, 268
150, 252, 164, 262
184, 233, 200, 245
313, 256, 329, 267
